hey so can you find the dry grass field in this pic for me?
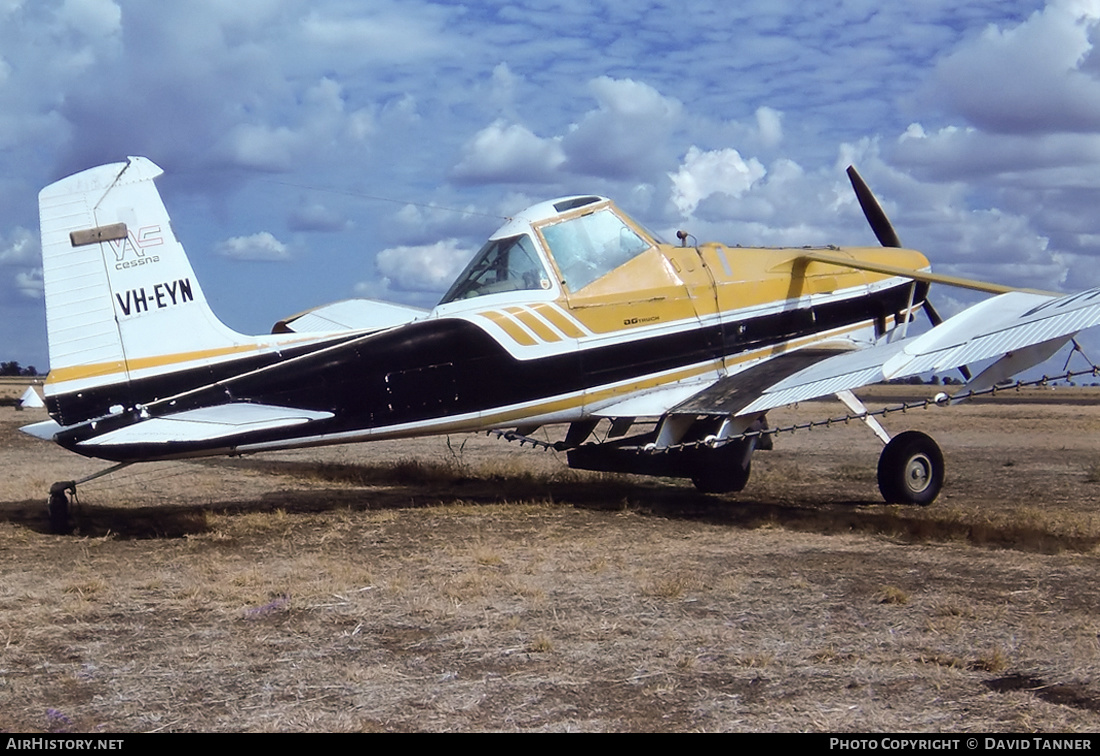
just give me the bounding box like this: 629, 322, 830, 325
0, 376, 43, 406
2, 385, 1100, 732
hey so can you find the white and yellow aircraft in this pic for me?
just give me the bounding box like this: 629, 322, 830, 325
22, 157, 1100, 531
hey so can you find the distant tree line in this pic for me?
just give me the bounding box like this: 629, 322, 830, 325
883, 374, 1100, 387
1, 361, 38, 376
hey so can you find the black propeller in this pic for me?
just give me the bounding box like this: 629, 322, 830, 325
845, 166, 971, 381
846, 165, 901, 248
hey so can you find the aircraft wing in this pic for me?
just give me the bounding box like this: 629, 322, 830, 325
733, 287, 1100, 416
667, 347, 858, 415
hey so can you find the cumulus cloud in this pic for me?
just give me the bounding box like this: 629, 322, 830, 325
13, 4, 423, 178
668, 146, 766, 217
562, 77, 683, 180
212, 77, 377, 173
929, 0, 1100, 135
884, 3, 1100, 296
452, 76, 686, 186
216, 231, 290, 261
829, 144, 1073, 292
491, 62, 517, 95
451, 120, 565, 183
373, 239, 474, 293
893, 123, 1100, 182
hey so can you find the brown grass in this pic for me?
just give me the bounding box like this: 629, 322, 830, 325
878, 585, 910, 605
3, 393, 1100, 731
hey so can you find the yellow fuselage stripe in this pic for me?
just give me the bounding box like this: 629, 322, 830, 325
506, 307, 562, 342
531, 303, 587, 338
479, 311, 538, 346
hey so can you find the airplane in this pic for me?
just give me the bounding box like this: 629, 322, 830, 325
20, 156, 1100, 533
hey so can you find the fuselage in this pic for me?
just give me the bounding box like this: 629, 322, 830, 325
40, 193, 929, 462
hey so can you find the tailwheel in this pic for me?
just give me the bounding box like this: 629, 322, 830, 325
877, 431, 944, 506
48, 481, 75, 534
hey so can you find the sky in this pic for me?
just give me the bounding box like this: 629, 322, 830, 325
3, 0, 1100, 374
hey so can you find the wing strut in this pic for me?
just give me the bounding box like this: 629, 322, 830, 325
835, 390, 891, 445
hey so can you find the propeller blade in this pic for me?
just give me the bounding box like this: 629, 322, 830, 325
846, 165, 902, 248
922, 299, 943, 327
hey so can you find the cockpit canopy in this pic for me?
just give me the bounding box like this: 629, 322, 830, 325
439, 234, 552, 303
438, 197, 658, 306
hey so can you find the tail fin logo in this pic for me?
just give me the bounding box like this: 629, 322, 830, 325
109, 225, 164, 270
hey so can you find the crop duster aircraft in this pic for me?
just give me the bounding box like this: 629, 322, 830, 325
22, 156, 1100, 531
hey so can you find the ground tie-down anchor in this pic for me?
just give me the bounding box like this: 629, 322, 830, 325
47, 462, 133, 535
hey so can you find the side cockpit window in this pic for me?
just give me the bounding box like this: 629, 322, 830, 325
439, 234, 552, 304
540, 209, 652, 292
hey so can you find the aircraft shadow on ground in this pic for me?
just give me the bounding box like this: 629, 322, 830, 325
3, 458, 1096, 552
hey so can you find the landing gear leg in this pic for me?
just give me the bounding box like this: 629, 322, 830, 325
877, 431, 944, 506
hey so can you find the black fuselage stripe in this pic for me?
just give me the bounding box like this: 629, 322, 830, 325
53, 283, 922, 458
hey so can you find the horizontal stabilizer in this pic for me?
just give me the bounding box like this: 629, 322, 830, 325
274, 299, 427, 333
20, 419, 64, 441
77, 403, 334, 447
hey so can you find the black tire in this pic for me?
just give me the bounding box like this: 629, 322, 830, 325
692, 460, 751, 494
877, 431, 944, 506
691, 440, 754, 493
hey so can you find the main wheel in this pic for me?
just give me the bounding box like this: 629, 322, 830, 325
692, 459, 751, 493
877, 431, 944, 506
691, 440, 754, 494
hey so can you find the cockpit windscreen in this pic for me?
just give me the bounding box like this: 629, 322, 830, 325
540, 209, 652, 292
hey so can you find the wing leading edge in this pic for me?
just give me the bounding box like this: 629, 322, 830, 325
668, 348, 856, 415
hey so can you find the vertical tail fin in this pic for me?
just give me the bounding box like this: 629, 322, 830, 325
40, 156, 250, 421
